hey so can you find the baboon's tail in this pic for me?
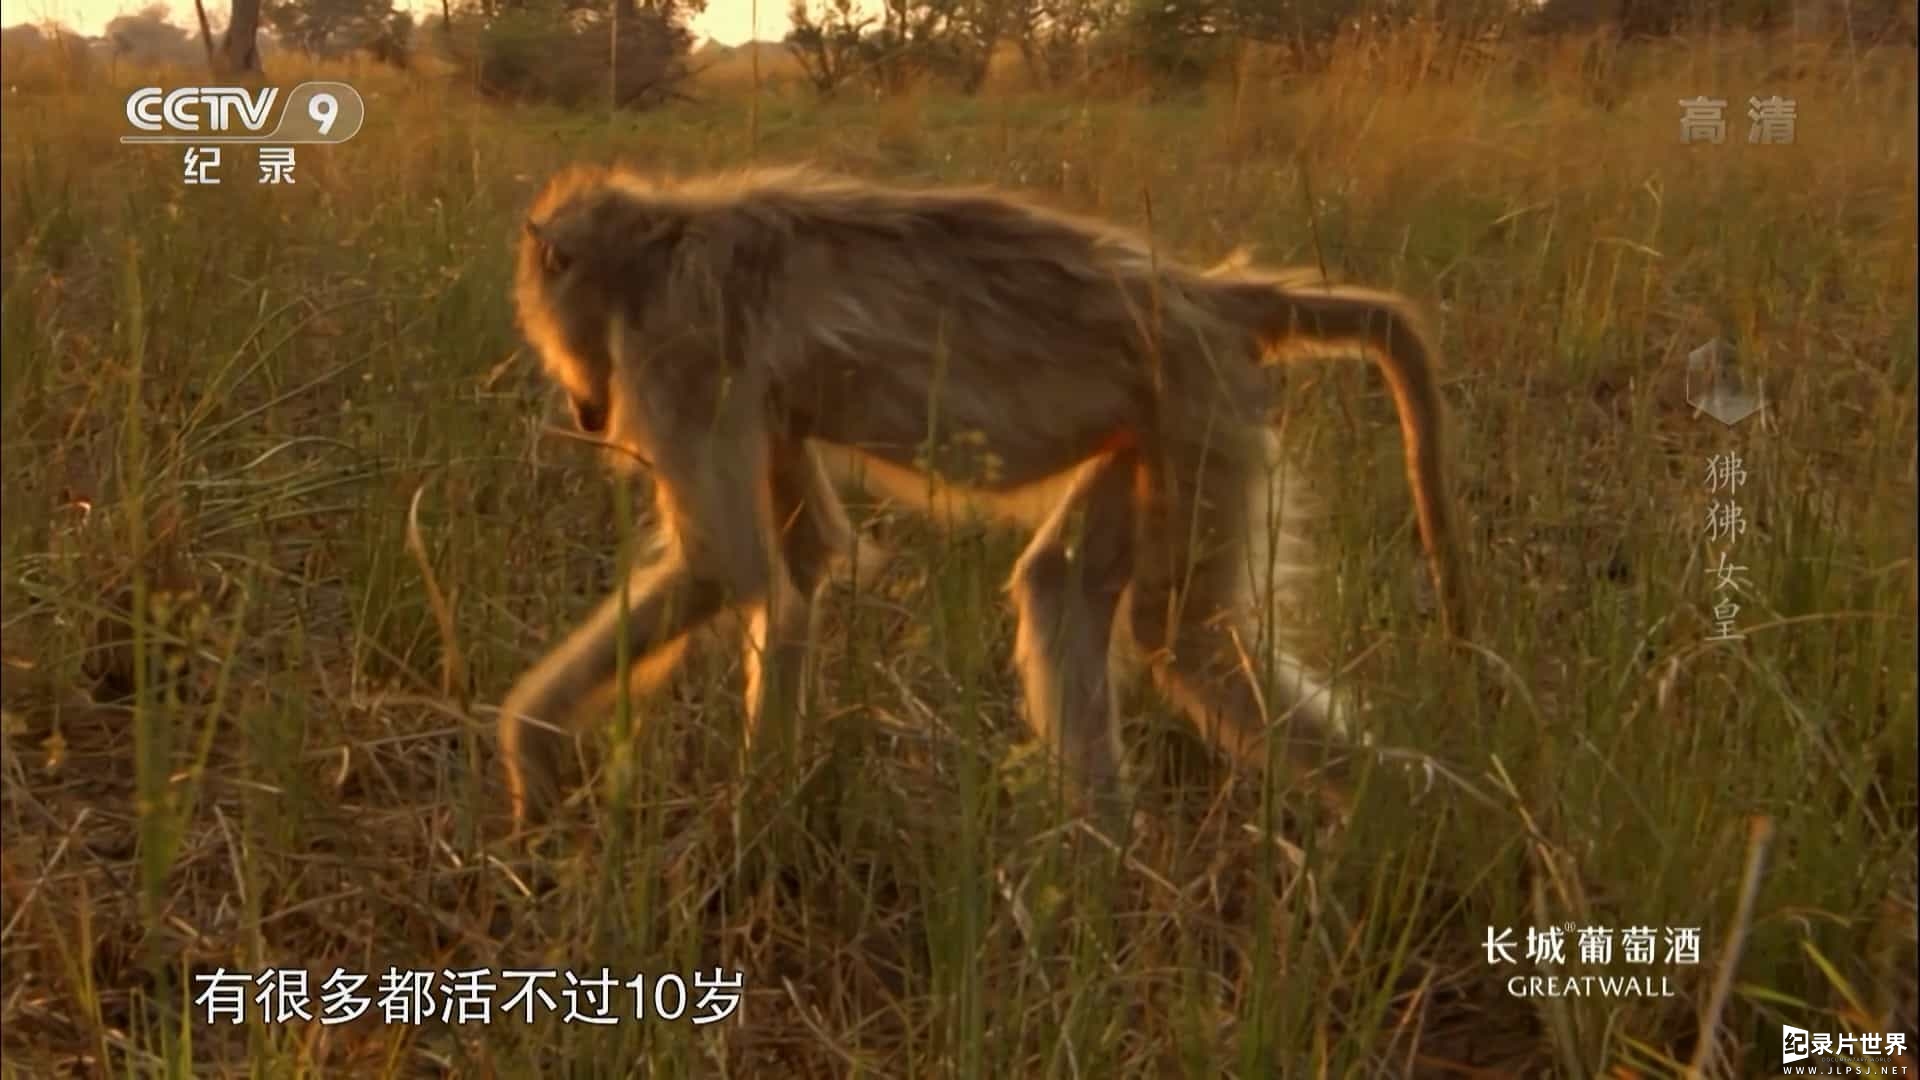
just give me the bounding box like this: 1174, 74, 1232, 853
1211, 276, 1469, 641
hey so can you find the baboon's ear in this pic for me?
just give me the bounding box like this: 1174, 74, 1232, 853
524, 219, 575, 276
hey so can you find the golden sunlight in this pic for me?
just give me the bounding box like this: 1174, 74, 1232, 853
0, 0, 791, 46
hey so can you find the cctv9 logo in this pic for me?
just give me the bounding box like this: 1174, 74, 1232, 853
122, 82, 366, 144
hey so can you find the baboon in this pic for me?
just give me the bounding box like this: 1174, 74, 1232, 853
498, 164, 1467, 829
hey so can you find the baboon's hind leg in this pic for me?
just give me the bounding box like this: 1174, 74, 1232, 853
1129, 434, 1357, 816
1008, 448, 1138, 826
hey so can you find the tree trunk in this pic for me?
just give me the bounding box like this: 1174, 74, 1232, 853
191, 0, 218, 67
222, 0, 264, 73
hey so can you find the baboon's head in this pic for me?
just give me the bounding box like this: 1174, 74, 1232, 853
516, 167, 683, 440
518, 182, 620, 436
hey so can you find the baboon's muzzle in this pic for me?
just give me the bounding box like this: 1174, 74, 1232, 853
569, 395, 608, 435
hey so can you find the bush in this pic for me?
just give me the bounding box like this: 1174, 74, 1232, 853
465, 3, 692, 108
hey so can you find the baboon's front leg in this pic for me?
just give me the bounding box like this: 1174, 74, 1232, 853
1008, 449, 1139, 826
740, 442, 854, 770
499, 554, 730, 827
503, 379, 792, 827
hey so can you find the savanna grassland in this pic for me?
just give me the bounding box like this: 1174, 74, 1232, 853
1, 28, 1915, 1077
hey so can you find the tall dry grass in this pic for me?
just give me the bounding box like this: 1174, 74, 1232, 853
1, 25, 1914, 1077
